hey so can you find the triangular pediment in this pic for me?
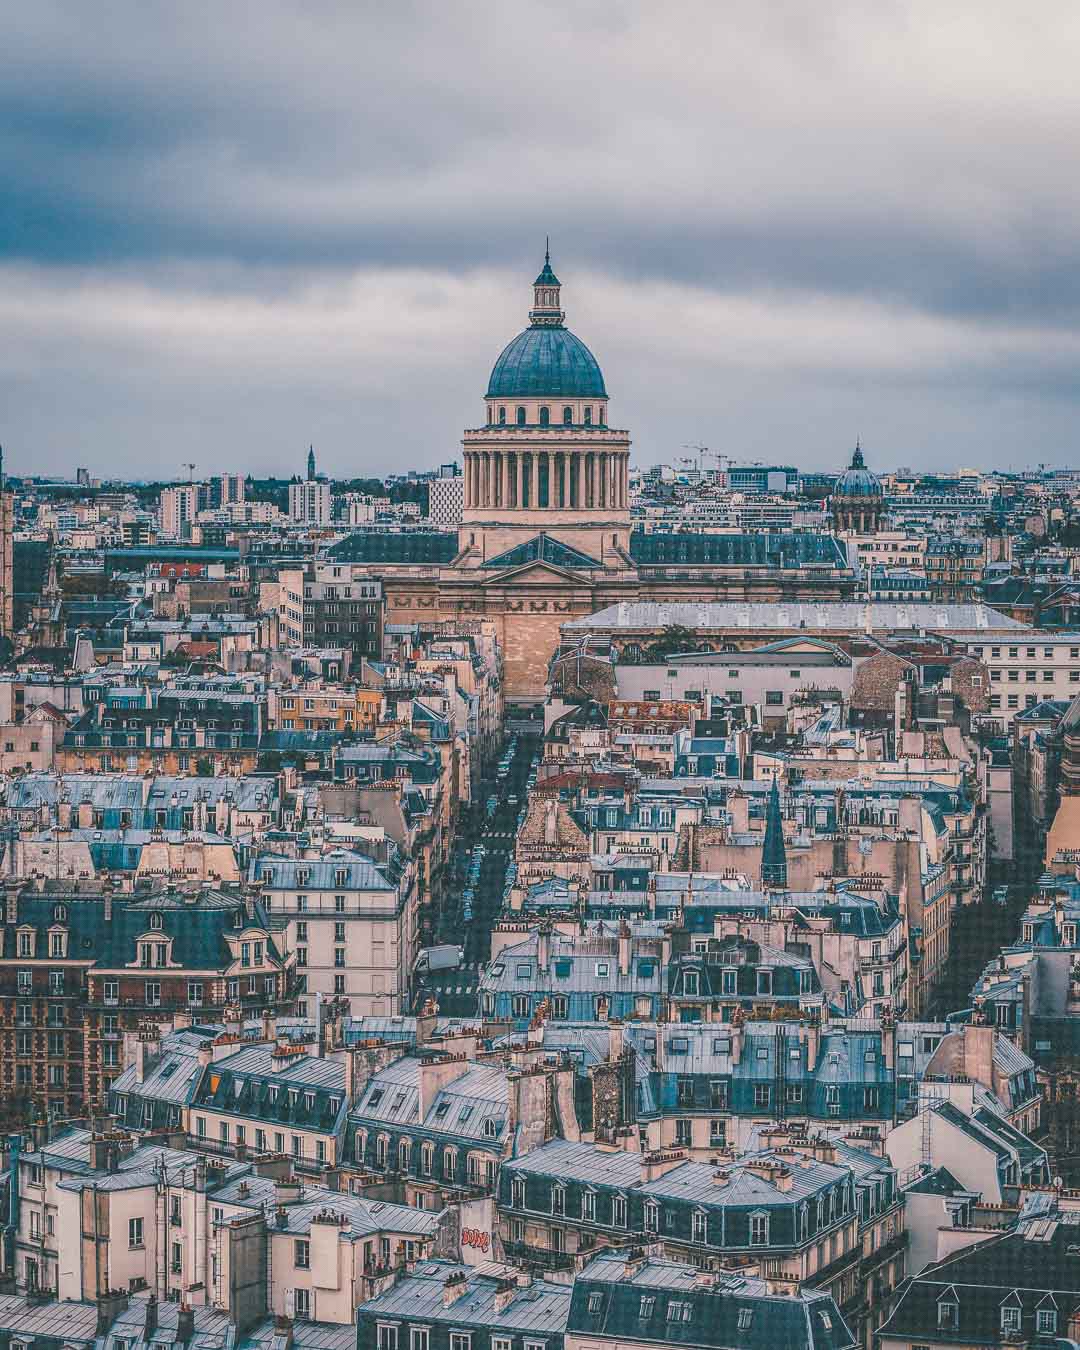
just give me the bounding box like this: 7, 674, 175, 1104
479, 557, 588, 586
481, 532, 602, 572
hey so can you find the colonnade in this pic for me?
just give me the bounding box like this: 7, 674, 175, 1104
463, 449, 629, 511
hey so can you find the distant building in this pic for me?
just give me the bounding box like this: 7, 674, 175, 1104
289, 479, 332, 525
428, 472, 464, 527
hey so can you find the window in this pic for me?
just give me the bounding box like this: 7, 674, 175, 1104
644, 1201, 659, 1232
749, 1212, 769, 1245
738, 1309, 754, 1330
294, 1239, 310, 1269
294, 1289, 311, 1320
516, 407, 526, 426
937, 1299, 958, 1329
588, 1292, 603, 1314
638, 1296, 655, 1319
666, 1300, 692, 1323
692, 1209, 707, 1242
753, 1084, 770, 1108
129, 1217, 144, 1248
450, 1335, 471, 1350
1001, 1306, 1020, 1332
765, 690, 784, 706
582, 1190, 596, 1221
612, 1194, 627, 1226
539, 406, 549, 426
1037, 1309, 1057, 1335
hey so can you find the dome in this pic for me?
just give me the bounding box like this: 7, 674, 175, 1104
486, 325, 607, 400
834, 443, 882, 497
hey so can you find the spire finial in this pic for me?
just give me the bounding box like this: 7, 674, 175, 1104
545, 235, 550, 265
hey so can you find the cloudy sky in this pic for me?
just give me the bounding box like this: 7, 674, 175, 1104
4, 1, 1080, 479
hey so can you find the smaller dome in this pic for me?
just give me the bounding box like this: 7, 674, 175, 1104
834, 443, 882, 497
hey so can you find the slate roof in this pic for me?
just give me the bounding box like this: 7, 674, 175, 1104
571, 1252, 855, 1350
628, 533, 848, 569
324, 532, 459, 564
879, 1218, 1080, 1346
360, 1259, 572, 1334
347, 1056, 509, 1146
1, 890, 281, 969
564, 600, 1028, 632
249, 849, 396, 892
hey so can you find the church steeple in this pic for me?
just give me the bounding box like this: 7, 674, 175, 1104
761, 776, 788, 890
530, 240, 564, 327
307, 445, 316, 481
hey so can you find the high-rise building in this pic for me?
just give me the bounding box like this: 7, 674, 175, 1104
158, 484, 200, 539
289, 479, 331, 525
211, 473, 245, 508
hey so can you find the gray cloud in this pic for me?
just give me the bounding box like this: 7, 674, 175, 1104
2, 1, 1080, 475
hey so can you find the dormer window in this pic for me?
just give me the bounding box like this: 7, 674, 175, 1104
53, 906, 66, 923
937, 1297, 958, 1330
150, 912, 163, 930
17, 929, 35, 958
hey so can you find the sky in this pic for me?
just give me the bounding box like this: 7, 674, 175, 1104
4, 1, 1080, 480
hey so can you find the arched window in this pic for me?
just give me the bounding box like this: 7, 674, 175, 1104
486, 406, 492, 424
539, 406, 549, 426
150, 912, 163, 930
584, 406, 593, 425
516, 407, 526, 426
563, 406, 573, 425
498, 406, 507, 425
599, 406, 605, 425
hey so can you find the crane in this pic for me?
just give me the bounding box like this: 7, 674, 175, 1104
183, 462, 196, 483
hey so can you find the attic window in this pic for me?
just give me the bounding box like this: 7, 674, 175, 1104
150, 912, 163, 930
483, 1118, 499, 1138
367, 1090, 383, 1107
737, 1309, 753, 1329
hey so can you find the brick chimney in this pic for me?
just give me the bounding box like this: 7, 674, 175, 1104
442, 1271, 468, 1307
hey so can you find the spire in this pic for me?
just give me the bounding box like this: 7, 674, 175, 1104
307, 445, 316, 481
851, 439, 865, 470
761, 776, 788, 890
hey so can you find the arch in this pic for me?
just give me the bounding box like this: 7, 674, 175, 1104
584, 406, 593, 425
498, 406, 507, 425
563, 406, 573, 425
539, 406, 550, 426
516, 407, 526, 426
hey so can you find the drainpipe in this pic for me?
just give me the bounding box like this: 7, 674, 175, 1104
3, 1134, 20, 1281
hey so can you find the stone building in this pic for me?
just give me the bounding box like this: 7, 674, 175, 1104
323, 253, 858, 699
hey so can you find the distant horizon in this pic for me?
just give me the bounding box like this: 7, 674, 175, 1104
5, 6, 1080, 475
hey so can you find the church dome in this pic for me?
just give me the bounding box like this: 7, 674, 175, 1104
834, 443, 882, 497
486, 326, 607, 400
485, 248, 608, 400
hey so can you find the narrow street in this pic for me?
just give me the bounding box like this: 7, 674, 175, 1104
427, 732, 542, 1014
928, 885, 1026, 1020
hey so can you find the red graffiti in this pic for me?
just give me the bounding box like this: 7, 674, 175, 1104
461, 1228, 490, 1253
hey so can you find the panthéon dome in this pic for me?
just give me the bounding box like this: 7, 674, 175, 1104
834, 442, 883, 497
485, 251, 607, 400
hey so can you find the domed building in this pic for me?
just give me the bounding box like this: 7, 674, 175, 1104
323, 250, 858, 697
830, 441, 884, 534
461, 250, 632, 562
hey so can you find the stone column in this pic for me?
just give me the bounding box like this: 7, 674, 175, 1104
529, 453, 538, 511
515, 454, 523, 509
501, 452, 510, 510
562, 453, 570, 510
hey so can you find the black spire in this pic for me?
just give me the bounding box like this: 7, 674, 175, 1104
761, 776, 788, 890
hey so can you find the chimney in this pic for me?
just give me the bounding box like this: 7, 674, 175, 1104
5, 881, 20, 925
442, 1271, 468, 1307
617, 920, 631, 977
418, 1055, 468, 1120
273, 1179, 302, 1206
96, 1290, 129, 1336
416, 998, 439, 1047
144, 1294, 158, 1339
493, 1278, 517, 1315
536, 922, 552, 975
962, 1022, 996, 1093
639, 1149, 688, 1182
58, 798, 73, 829
176, 1305, 195, 1344
803, 1020, 819, 1074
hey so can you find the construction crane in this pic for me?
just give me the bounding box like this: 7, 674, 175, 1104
183, 462, 196, 483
